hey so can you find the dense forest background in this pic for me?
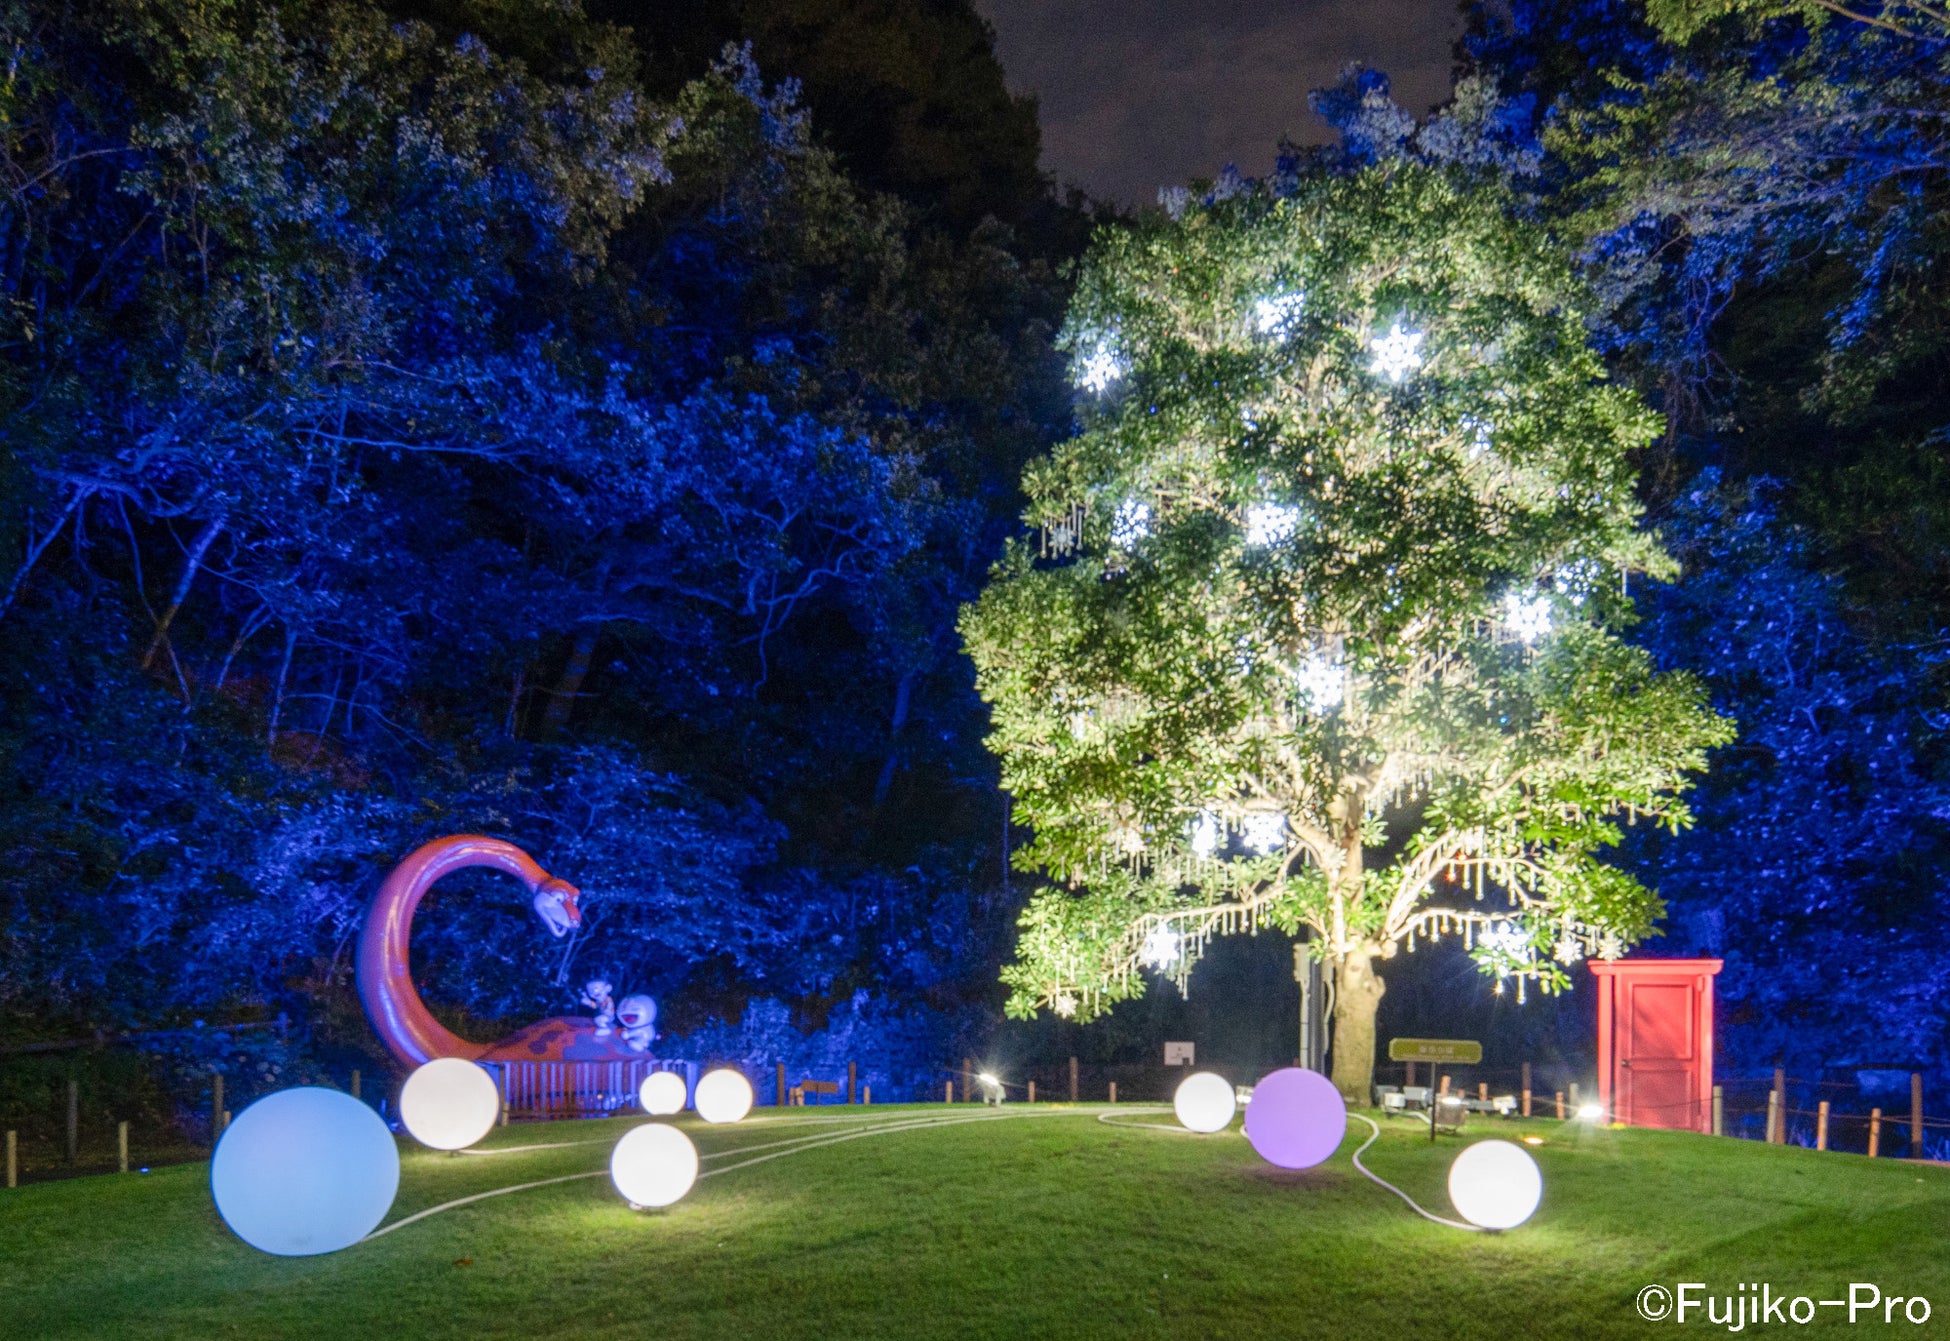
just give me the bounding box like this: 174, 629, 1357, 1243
1, 0, 1946, 1129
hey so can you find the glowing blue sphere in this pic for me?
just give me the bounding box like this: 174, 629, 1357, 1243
211, 1087, 399, 1256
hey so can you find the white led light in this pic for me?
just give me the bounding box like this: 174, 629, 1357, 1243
1447, 1138, 1543, 1230
1111, 499, 1151, 547
1254, 291, 1306, 335
610, 1123, 699, 1208
1577, 1102, 1606, 1121
1294, 655, 1345, 712
1369, 321, 1425, 382
1140, 925, 1182, 970
1240, 813, 1288, 854
1244, 502, 1303, 547
639, 1070, 688, 1116
399, 1057, 501, 1151
1076, 340, 1125, 393
694, 1068, 754, 1124
1173, 1071, 1239, 1133
1503, 591, 1552, 644
1189, 810, 1222, 858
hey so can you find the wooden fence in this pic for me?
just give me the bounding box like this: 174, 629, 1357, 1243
484, 1059, 698, 1120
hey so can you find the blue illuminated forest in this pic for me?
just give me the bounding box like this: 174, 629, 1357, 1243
1, 0, 1946, 1133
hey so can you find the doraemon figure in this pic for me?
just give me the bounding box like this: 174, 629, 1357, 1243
616, 994, 658, 1053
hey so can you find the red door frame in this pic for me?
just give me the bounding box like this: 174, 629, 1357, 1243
1589, 958, 1723, 1133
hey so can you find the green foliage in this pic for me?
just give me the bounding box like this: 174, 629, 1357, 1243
963, 164, 1733, 1024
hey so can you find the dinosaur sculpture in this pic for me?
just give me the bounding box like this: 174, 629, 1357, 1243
355, 834, 656, 1067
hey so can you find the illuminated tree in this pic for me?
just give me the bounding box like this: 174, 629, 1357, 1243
961, 164, 1734, 1099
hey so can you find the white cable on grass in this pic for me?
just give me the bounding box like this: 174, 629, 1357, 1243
1346, 1112, 1482, 1232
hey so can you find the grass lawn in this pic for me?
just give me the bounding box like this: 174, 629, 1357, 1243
0, 1102, 1943, 1339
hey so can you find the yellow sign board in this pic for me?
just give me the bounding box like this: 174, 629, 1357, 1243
1387, 1037, 1483, 1065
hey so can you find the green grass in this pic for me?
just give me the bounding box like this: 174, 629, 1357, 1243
1, 1103, 1943, 1339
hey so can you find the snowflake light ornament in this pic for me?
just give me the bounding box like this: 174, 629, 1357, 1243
1241, 813, 1288, 854
1293, 653, 1345, 713
1553, 933, 1585, 965
1253, 291, 1306, 336
1075, 339, 1125, 394
1111, 499, 1151, 548
1140, 925, 1182, 971
1244, 502, 1304, 547
1502, 591, 1552, 644
1481, 922, 1528, 957
1052, 991, 1078, 1018
1368, 321, 1425, 383
1595, 931, 1625, 961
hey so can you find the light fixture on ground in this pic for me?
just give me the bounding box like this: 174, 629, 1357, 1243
1243, 1066, 1346, 1169
694, 1068, 754, 1124
399, 1057, 501, 1151
210, 1087, 400, 1256
1447, 1138, 1543, 1230
640, 1070, 687, 1116
1173, 1071, 1237, 1133
1577, 1102, 1606, 1121
610, 1123, 700, 1209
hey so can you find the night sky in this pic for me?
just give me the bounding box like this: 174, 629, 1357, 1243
974, 0, 1464, 207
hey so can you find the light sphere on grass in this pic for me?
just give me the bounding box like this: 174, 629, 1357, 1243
399, 1057, 501, 1150
1172, 1071, 1238, 1133
210, 1087, 399, 1256
640, 1070, 688, 1116
1447, 1139, 1543, 1230
1242, 1066, 1346, 1170
693, 1068, 754, 1124
610, 1123, 700, 1208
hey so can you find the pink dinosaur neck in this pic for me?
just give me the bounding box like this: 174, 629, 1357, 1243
355, 835, 554, 1068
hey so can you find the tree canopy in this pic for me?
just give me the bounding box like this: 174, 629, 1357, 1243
962, 163, 1733, 1096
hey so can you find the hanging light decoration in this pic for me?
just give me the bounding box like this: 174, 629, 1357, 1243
1253, 291, 1306, 336
1293, 654, 1346, 713
1076, 339, 1125, 394
1368, 321, 1425, 383
1140, 925, 1182, 970
1244, 502, 1304, 547
1189, 810, 1222, 858
1111, 499, 1151, 547
1240, 813, 1288, 855
1503, 591, 1552, 644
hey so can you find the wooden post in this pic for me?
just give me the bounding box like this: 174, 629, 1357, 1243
1069, 1055, 1079, 1104
1766, 1089, 1780, 1145
1554, 1091, 1565, 1120
117, 1120, 128, 1174
848, 1061, 858, 1106
863, 1085, 871, 1105
1772, 1067, 1786, 1144
1869, 1107, 1882, 1158
1911, 1073, 1924, 1159
212, 1073, 224, 1146
66, 1079, 78, 1163
351, 1069, 361, 1101
1478, 1082, 1488, 1104
1108, 1081, 1117, 1104
1817, 1100, 1830, 1151
777, 1062, 788, 1108
944, 1079, 953, 1104
1406, 1060, 1417, 1088
6, 1130, 15, 1188
1027, 1080, 1036, 1104
222, 1110, 232, 1133
1712, 1085, 1724, 1136
1521, 1063, 1532, 1118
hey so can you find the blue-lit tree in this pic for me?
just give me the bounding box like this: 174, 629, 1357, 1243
962, 164, 1733, 1098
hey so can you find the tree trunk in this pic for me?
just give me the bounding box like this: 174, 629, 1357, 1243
539, 630, 599, 738
1329, 946, 1386, 1104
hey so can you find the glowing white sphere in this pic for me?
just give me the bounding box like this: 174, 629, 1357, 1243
399, 1057, 501, 1151
1173, 1071, 1238, 1133
210, 1087, 399, 1256
610, 1123, 700, 1208
1448, 1138, 1544, 1230
693, 1068, 754, 1124
640, 1070, 688, 1116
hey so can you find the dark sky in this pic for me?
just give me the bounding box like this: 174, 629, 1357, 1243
973, 0, 1464, 208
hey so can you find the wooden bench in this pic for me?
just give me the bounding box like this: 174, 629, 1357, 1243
789, 1079, 841, 1106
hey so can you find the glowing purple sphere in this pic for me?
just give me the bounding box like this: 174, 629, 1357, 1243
1243, 1067, 1347, 1170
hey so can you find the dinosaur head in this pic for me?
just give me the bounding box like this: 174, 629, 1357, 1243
530, 877, 582, 939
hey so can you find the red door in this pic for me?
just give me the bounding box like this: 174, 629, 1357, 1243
1621, 979, 1699, 1129
1591, 959, 1721, 1133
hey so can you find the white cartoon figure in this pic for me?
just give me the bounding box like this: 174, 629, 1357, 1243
580, 978, 617, 1037
616, 994, 658, 1053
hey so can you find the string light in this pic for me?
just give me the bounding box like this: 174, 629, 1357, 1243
1253, 291, 1306, 336
1076, 339, 1125, 394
